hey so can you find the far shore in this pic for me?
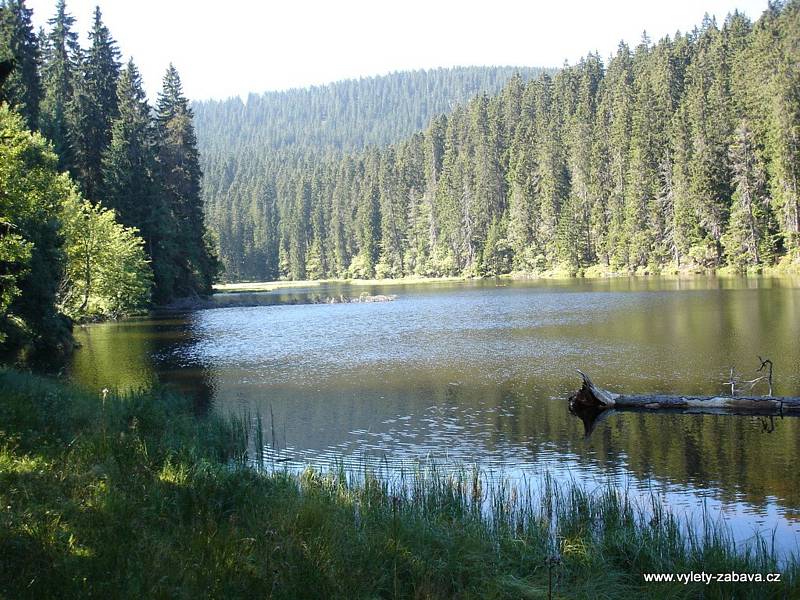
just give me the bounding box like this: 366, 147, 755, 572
213, 263, 800, 295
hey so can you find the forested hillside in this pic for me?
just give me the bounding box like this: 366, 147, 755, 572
193, 67, 551, 278
193, 67, 551, 153
205, 4, 800, 282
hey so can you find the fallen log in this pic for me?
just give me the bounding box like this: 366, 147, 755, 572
569, 370, 800, 437
571, 370, 800, 416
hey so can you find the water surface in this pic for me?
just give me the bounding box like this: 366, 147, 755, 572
68, 277, 800, 554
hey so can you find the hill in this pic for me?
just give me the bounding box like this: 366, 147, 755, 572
192, 66, 552, 279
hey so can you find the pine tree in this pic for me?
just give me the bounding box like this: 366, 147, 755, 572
722, 119, 775, 270
71, 6, 119, 202
255, 180, 279, 280
670, 103, 699, 264
39, 0, 79, 172
684, 18, 733, 267
507, 83, 540, 270
482, 215, 511, 276
377, 147, 405, 277
534, 74, 569, 267
0, 0, 41, 129
156, 64, 218, 295
329, 157, 356, 276
103, 59, 176, 302
353, 152, 380, 277
601, 43, 634, 269
625, 41, 660, 269
561, 56, 602, 270
287, 176, 309, 280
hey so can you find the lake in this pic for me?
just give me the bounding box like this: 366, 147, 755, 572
66, 277, 800, 555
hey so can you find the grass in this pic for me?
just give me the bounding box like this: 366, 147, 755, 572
1, 369, 798, 599
213, 276, 470, 294
214, 267, 800, 295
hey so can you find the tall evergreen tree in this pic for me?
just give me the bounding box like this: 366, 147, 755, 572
39, 0, 79, 172
684, 17, 733, 266
722, 119, 776, 270
71, 6, 119, 201
0, 0, 41, 129
156, 63, 217, 295
103, 59, 176, 301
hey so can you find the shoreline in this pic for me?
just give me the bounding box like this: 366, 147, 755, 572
1, 368, 796, 598
213, 266, 800, 295
65, 268, 800, 320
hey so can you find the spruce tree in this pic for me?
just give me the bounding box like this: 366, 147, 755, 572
0, 0, 41, 129
287, 176, 309, 280
39, 0, 79, 172
71, 6, 120, 201
155, 64, 217, 295
625, 49, 659, 269
377, 147, 405, 276
684, 18, 733, 267
722, 119, 775, 270
103, 59, 176, 302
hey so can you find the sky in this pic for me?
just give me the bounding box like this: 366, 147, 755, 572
26, 0, 770, 101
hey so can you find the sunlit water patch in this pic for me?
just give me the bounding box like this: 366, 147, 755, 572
68, 277, 800, 556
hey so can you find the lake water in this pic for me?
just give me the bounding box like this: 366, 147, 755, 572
66, 277, 800, 555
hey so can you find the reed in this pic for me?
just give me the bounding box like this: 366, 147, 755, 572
0, 368, 796, 599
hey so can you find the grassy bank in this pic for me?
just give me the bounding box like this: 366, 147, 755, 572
0, 370, 797, 599
213, 276, 471, 294
213, 263, 800, 295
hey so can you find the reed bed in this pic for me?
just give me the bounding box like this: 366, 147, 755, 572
1, 369, 796, 599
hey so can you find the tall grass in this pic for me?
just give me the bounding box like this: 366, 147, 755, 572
1, 368, 797, 599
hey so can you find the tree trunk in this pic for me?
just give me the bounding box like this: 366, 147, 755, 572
570, 370, 800, 415
568, 370, 800, 437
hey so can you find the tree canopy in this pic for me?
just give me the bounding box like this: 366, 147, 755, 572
1, 0, 215, 352
198, 4, 800, 281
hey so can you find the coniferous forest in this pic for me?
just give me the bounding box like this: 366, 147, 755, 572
3, 2, 800, 598
0, 0, 217, 351
3, 0, 800, 339
198, 4, 800, 282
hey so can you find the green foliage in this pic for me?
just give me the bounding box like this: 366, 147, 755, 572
155, 64, 218, 296
1, 368, 797, 599
0, 104, 70, 350
59, 195, 152, 319
12, 2, 217, 308
100, 60, 215, 303
481, 215, 512, 276
69, 6, 119, 202
196, 68, 551, 281
0, 0, 41, 129
722, 119, 777, 271
0, 100, 152, 351
38, 0, 79, 173
201, 4, 800, 282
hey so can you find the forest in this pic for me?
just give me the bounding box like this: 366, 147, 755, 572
0, 0, 217, 352
198, 3, 800, 282
5, 1, 797, 345
193, 66, 552, 154
2, 2, 800, 598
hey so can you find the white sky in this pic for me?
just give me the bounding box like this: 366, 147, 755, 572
26, 0, 769, 101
